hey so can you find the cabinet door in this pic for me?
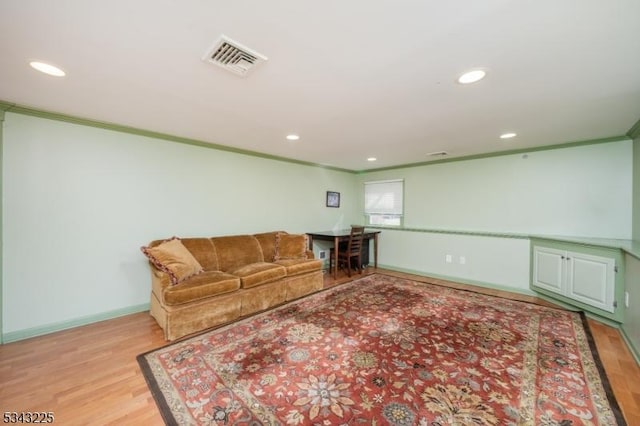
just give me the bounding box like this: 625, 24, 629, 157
566, 251, 615, 313
532, 246, 565, 295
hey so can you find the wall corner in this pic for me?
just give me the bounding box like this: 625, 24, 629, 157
628, 117, 640, 140
0, 110, 5, 344
633, 131, 640, 242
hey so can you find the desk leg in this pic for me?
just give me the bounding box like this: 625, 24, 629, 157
373, 233, 378, 269
333, 236, 339, 279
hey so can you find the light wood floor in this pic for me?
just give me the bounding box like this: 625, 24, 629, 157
1, 268, 638, 425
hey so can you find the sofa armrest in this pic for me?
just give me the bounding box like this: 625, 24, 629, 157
305, 250, 315, 260
149, 263, 171, 289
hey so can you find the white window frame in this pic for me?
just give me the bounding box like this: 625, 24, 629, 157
364, 179, 404, 226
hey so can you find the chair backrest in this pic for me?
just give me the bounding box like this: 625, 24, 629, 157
347, 226, 365, 254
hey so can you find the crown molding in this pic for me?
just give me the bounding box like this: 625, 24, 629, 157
358, 135, 630, 174
0, 100, 355, 174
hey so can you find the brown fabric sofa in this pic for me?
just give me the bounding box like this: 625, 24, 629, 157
143, 231, 323, 340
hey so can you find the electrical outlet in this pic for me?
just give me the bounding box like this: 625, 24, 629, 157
445, 254, 453, 263
625, 291, 630, 308
459, 256, 466, 265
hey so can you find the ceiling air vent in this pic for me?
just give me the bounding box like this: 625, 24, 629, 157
426, 151, 449, 157
202, 35, 267, 76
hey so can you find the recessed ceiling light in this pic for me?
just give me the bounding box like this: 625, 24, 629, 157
367, 157, 377, 162
29, 61, 66, 77
286, 134, 300, 141
457, 69, 486, 84
500, 132, 517, 139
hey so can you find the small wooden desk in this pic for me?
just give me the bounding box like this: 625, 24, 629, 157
306, 229, 381, 279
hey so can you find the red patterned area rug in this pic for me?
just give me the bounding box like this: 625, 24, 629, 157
138, 274, 626, 425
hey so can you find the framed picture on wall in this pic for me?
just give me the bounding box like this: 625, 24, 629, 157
326, 191, 340, 208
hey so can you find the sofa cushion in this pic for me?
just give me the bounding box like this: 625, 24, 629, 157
275, 258, 323, 276
274, 233, 308, 260
163, 271, 240, 305
211, 235, 264, 272
180, 238, 219, 271
253, 231, 284, 262
228, 262, 287, 289
141, 237, 204, 285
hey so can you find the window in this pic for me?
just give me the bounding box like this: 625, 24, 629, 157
364, 179, 404, 226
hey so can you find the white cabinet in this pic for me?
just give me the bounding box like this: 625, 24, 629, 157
533, 247, 565, 295
566, 251, 616, 312
533, 245, 616, 313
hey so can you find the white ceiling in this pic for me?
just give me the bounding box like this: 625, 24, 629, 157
1, 0, 640, 171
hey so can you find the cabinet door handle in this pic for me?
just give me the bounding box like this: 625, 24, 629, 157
561, 256, 565, 260
566, 257, 571, 260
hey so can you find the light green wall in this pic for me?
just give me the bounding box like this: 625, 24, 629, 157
2, 113, 359, 338
361, 140, 632, 238
377, 229, 532, 293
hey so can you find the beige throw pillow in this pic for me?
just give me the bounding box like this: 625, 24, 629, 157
274, 233, 308, 260
141, 237, 203, 285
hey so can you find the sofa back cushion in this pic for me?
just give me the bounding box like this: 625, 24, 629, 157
211, 235, 264, 272
274, 233, 309, 260
253, 231, 284, 262
180, 238, 219, 271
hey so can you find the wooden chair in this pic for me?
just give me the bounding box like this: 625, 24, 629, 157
330, 226, 366, 277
